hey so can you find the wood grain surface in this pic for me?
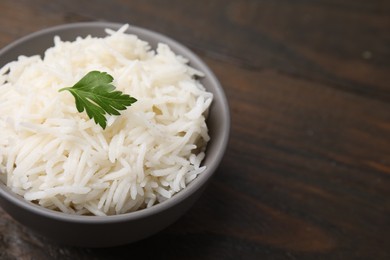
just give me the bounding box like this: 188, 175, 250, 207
0, 0, 389, 259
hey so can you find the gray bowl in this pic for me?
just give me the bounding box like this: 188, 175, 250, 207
0, 22, 230, 247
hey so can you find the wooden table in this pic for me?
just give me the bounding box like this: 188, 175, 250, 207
1, 1, 389, 259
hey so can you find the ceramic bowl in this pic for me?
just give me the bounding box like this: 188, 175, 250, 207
0, 22, 229, 247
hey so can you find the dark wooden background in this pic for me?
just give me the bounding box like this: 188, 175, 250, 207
1, 0, 389, 259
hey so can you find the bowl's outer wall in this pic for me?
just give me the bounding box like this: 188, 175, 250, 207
0, 183, 207, 247
0, 22, 230, 247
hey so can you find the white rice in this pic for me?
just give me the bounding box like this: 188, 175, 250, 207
0, 24, 212, 216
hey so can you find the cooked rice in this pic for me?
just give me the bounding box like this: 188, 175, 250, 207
0, 24, 212, 216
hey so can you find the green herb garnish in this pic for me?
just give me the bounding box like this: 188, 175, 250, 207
59, 71, 137, 129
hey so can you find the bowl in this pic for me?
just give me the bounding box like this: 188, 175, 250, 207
0, 22, 230, 247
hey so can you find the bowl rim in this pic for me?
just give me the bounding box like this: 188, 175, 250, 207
0, 21, 230, 223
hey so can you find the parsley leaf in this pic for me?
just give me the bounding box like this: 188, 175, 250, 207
59, 71, 137, 129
